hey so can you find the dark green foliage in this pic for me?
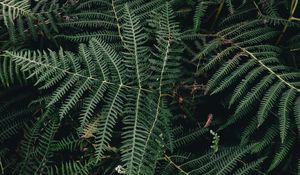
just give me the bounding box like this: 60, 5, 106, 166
1, 0, 300, 175
160, 144, 266, 175
192, 0, 300, 174
200, 19, 300, 144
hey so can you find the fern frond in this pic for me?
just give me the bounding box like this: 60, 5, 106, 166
2, 3, 185, 174
94, 85, 125, 162
219, 8, 256, 27
46, 161, 89, 175
55, 31, 119, 42
278, 89, 296, 142
232, 157, 266, 175
251, 126, 278, 154
197, 20, 300, 141
240, 117, 257, 145
3, 37, 129, 119
161, 144, 259, 175
127, 3, 181, 174
193, 1, 209, 32
295, 97, 300, 137
1, 0, 61, 42
257, 82, 285, 127
31, 119, 59, 174
225, 74, 275, 128
60, 0, 164, 47
215, 145, 253, 175
225, 0, 235, 14
0, 88, 35, 143
0, 0, 31, 27
52, 135, 81, 152
174, 127, 209, 149
130, 0, 165, 19
118, 6, 154, 172
2, 1, 300, 174
19, 113, 59, 175
121, 90, 151, 174
0, 55, 29, 87
268, 133, 295, 172
122, 4, 149, 87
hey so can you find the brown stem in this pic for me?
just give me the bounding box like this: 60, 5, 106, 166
276, 0, 299, 44
164, 155, 189, 175
210, 0, 225, 30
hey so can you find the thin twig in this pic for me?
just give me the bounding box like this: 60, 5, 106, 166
276, 0, 299, 44
164, 155, 189, 175
211, 0, 225, 30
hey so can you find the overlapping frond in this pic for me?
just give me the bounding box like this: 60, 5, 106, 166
194, 15, 300, 172
4, 38, 127, 118
57, 0, 165, 45
193, 1, 209, 32
196, 20, 300, 144
46, 161, 89, 175
0, 0, 31, 26
19, 115, 60, 175
1, 0, 61, 43
160, 145, 263, 175
3, 0, 300, 174
2, 3, 182, 174
120, 3, 182, 174
0, 55, 29, 87
0, 88, 35, 143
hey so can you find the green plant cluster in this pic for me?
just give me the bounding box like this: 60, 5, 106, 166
0, 0, 300, 174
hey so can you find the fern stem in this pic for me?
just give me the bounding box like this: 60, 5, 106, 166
3, 51, 152, 93
214, 34, 300, 93
276, 0, 299, 44
240, 47, 300, 93
137, 11, 173, 172
210, 0, 224, 30
290, 16, 300, 21
33, 120, 58, 174
127, 88, 142, 174
111, 0, 127, 48
164, 155, 189, 175
124, 4, 142, 88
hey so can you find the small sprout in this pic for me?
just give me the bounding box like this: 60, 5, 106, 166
155, 135, 165, 148
159, 133, 163, 138
115, 165, 126, 174
210, 130, 220, 153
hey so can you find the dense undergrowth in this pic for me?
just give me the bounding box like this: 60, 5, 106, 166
0, 0, 300, 174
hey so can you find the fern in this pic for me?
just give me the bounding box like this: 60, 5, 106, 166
57, 0, 166, 45
160, 144, 263, 175
268, 133, 295, 172
173, 126, 209, 149
46, 161, 90, 175
196, 19, 300, 144
1, 0, 300, 174
0, 88, 35, 143
193, 3, 300, 172
0, 0, 31, 27
3, 2, 181, 174
193, 1, 209, 32
0, 0, 62, 46
0, 55, 29, 87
